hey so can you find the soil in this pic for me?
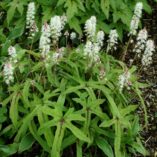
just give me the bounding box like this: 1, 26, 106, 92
138, 1, 157, 156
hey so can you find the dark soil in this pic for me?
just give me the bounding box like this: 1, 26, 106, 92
139, 1, 157, 156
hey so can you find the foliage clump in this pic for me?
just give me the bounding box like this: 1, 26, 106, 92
0, 1, 156, 157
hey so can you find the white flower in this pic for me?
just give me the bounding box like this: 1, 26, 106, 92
119, 71, 131, 91
134, 2, 143, 18
45, 47, 65, 67
29, 22, 39, 38
39, 23, 51, 58
84, 41, 100, 63
26, 2, 38, 38
142, 40, 155, 69
85, 16, 96, 40
96, 31, 104, 46
60, 15, 67, 29
130, 2, 143, 35
84, 41, 93, 58
26, 2, 35, 29
70, 32, 77, 40
50, 15, 67, 44
52, 48, 65, 64
3, 62, 14, 85
107, 29, 118, 52
8, 46, 17, 63
133, 28, 148, 57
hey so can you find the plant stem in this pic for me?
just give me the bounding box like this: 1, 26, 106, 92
122, 36, 132, 61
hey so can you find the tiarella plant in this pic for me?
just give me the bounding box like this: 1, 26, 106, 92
0, 1, 155, 157
0, 0, 155, 57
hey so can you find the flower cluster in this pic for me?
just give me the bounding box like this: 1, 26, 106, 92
39, 23, 51, 58
119, 71, 131, 91
130, 2, 143, 35
84, 16, 96, 40
84, 17, 105, 65
70, 32, 77, 40
8, 46, 17, 63
107, 29, 118, 52
3, 62, 14, 85
96, 31, 105, 47
50, 15, 67, 44
84, 41, 100, 64
142, 40, 155, 69
133, 28, 148, 57
26, 2, 38, 38
45, 47, 65, 67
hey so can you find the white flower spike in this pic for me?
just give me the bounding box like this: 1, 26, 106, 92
8, 46, 17, 63
130, 2, 143, 35
39, 23, 51, 58
3, 62, 14, 85
85, 16, 96, 40
133, 28, 148, 57
107, 29, 118, 52
142, 40, 155, 69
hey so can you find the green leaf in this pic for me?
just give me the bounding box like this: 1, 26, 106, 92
65, 121, 90, 143
0, 143, 18, 156
69, 17, 82, 35
29, 121, 50, 152
15, 106, 40, 141
131, 116, 140, 136
100, 118, 116, 128
7, 2, 17, 24
114, 120, 121, 157
38, 119, 57, 135
34, 82, 44, 94
66, 1, 78, 20
1, 40, 11, 56
22, 80, 31, 108
16, 2, 24, 15
56, 0, 65, 7
31, 62, 44, 72
37, 0, 53, 5
18, 134, 35, 153
8, 25, 24, 40
96, 137, 114, 157
51, 123, 65, 157
131, 138, 148, 156
120, 105, 137, 116
9, 93, 20, 127
62, 135, 76, 150
101, 0, 110, 19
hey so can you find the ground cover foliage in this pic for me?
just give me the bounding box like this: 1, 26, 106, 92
0, 1, 156, 157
